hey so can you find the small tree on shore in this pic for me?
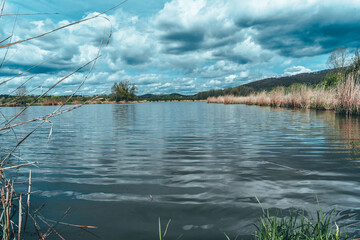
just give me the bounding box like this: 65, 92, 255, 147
322, 47, 350, 88
15, 85, 27, 105
111, 80, 137, 102
327, 47, 349, 70
351, 49, 360, 80
321, 47, 360, 88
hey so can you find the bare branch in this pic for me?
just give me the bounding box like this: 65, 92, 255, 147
0, 0, 129, 49
0, 9, 17, 69
0, 162, 37, 171
52, 34, 104, 114
4, 56, 100, 126
0, 35, 11, 44
0, 0, 5, 18
2, 76, 34, 96
0, 57, 53, 86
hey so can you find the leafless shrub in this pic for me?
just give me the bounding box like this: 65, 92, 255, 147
0, 1, 127, 238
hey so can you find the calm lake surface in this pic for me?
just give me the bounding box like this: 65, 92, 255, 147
2, 102, 360, 239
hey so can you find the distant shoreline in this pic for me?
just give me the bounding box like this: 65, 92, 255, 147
0, 99, 206, 107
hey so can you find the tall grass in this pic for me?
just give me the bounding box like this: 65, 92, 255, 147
207, 73, 360, 115
254, 205, 348, 240
252, 197, 355, 240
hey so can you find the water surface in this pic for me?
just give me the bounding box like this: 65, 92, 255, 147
2, 102, 360, 239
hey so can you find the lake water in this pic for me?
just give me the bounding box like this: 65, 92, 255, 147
2, 102, 360, 239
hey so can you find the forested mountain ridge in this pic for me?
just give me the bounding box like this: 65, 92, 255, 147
192, 69, 331, 99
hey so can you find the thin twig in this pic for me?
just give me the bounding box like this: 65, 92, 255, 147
21, 171, 31, 239
0, 91, 105, 132
163, 219, 171, 238
45, 219, 98, 229
18, 194, 22, 240
0, 162, 37, 171
0, 35, 11, 44
52, 33, 104, 114
0, 0, 129, 49
28, 213, 44, 240
0, 57, 53, 86
2, 76, 34, 97
43, 207, 71, 239
0, 0, 5, 17
0, 8, 17, 69
4, 56, 100, 127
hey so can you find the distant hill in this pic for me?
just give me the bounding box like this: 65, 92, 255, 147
241, 69, 331, 92
138, 94, 155, 98
139, 69, 332, 101
194, 69, 331, 99
138, 93, 195, 101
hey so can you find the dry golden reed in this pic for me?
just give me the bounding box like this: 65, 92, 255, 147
207, 74, 360, 115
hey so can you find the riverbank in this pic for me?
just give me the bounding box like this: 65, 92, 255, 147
207, 74, 360, 115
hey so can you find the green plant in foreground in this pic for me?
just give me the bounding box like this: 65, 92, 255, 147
254, 199, 348, 240
224, 232, 239, 240
158, 217, 172, 240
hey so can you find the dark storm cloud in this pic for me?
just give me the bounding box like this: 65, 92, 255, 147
0, 72, 14, 77
157, 25, 256, 66
1, 60, 89, 75
235, 7, 360, 57
212, 50, 251, 64
122, 54, 149, 65
116, 46, 154, 66
161, 30, 205, 54
1, 64, 60, 74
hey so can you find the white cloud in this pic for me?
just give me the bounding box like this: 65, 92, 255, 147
284, 66, 312, 76
281, 60, 292, 67
209, 79, 221, 85
225, 74, 236, 83
1, 0, 360, 95
239, 71, 249, 78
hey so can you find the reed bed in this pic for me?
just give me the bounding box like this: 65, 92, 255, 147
207, 74, 360, 115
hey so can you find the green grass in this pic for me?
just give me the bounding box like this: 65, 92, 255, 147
254, 199, 349, 240
156, 201, 356, 240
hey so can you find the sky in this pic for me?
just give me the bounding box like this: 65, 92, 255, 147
1, 0, 360, 96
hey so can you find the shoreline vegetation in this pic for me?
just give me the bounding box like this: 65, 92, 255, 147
0, 95, 206, 107
207, 48, 360, 116
158, 203, 359, 240
253, 201, 354, 240
207, 74, 360, 115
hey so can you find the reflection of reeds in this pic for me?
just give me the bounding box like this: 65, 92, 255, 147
208, 74, 360, 115
335, 116, 360, 156
0, 1, 126, 238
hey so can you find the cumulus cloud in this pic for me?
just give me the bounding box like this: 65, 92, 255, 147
1, 0, 360, 95
234, 1, 360, 57
284, 66, 312, 76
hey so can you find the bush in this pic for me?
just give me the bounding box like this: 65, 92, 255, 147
111, 80, 137, 102
320, 72, 343, 88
